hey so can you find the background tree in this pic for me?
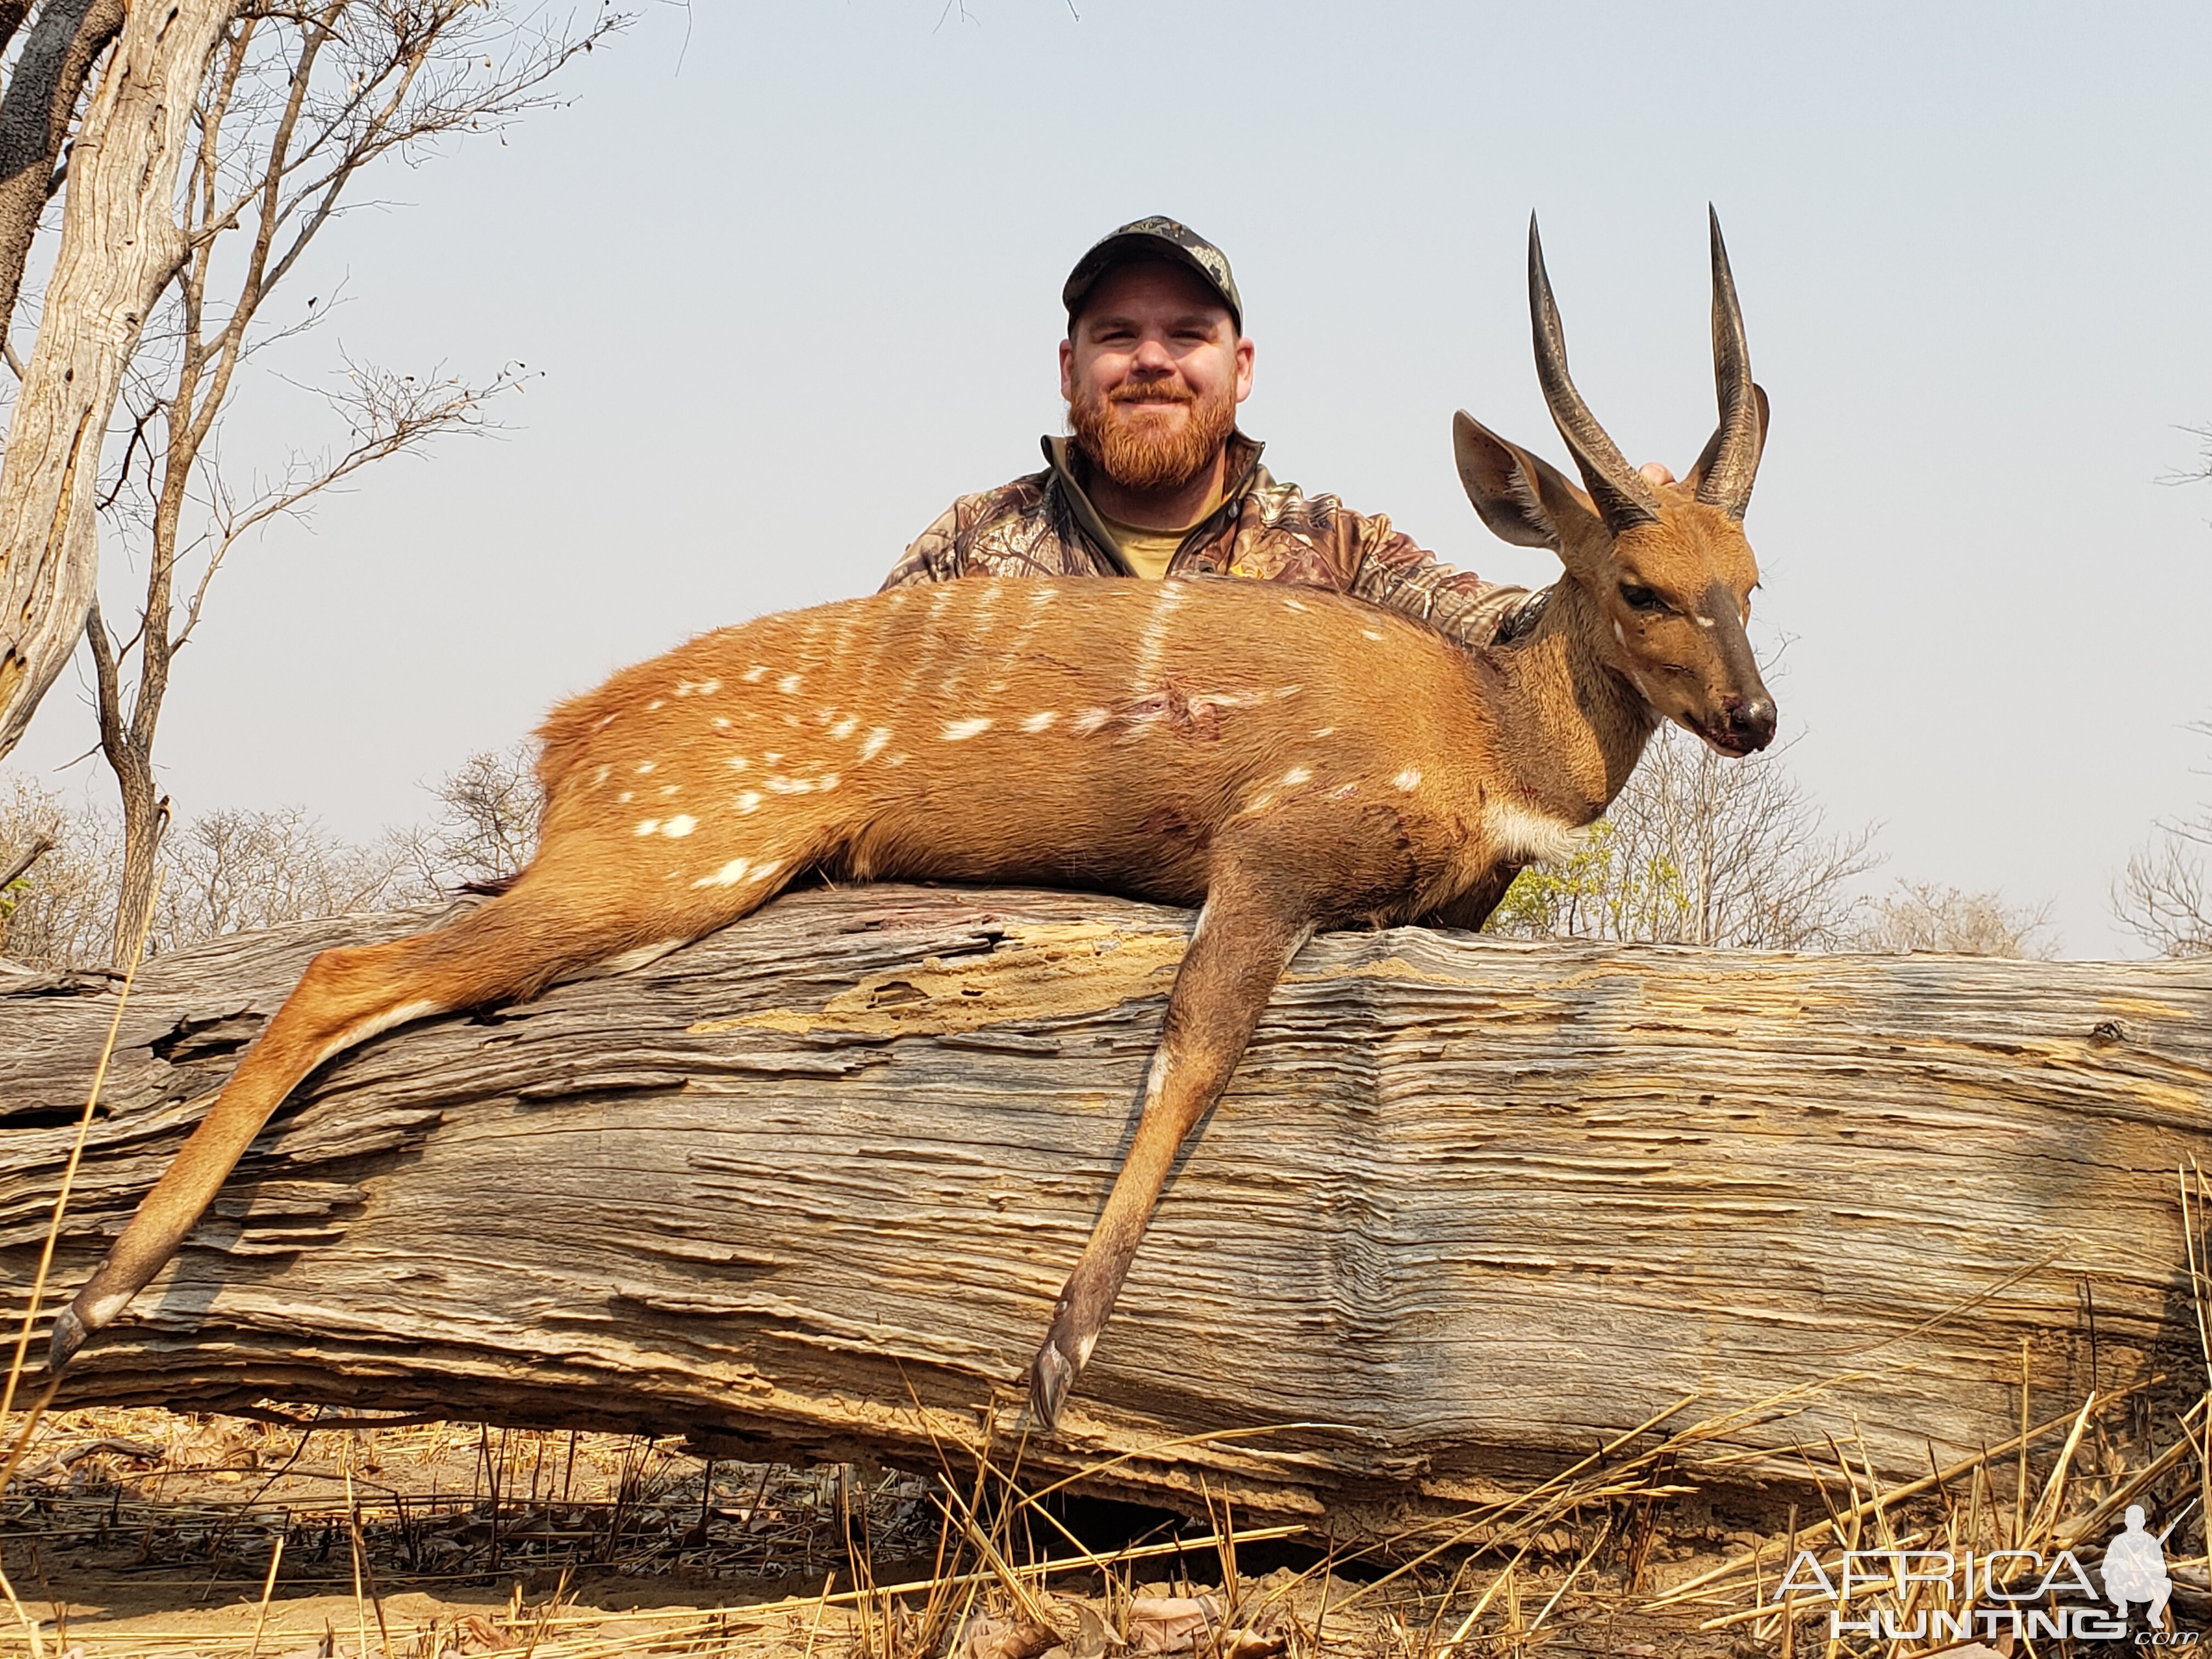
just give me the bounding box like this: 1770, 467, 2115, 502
2114, 718, 2212, 957
0, 774, 119, 967
0, 744, 540, 969
1854, 880, 2055, 958
393, 742, 543, 895
82, 0, 613, 964
1485, 726, 1880, 949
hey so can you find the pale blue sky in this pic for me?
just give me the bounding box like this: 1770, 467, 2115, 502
9, 1, 2212, 955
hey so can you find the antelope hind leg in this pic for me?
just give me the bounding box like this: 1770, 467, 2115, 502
48, 882, 670, 1373
1029, 872, 1314, 1428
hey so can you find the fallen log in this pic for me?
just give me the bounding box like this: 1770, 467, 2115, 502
3, 885, 2209, 1529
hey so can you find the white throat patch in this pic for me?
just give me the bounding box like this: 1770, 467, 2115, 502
1485, 800, 1588, 867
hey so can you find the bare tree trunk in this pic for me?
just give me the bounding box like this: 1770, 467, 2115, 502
5, 886, 2208, 1527
0, 0, 126, 340
83, 597, 163, 963
0, 0, 235, 760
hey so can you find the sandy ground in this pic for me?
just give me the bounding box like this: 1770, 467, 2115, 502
0, 1403, 1924, 1658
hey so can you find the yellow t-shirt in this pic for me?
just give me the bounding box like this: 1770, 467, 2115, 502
1098, 493, 1224, 580
1098, 515, 1186, 580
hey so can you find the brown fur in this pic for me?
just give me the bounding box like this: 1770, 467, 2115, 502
53, 229, 1778, 1431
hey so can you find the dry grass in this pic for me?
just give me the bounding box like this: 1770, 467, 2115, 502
7, 1352, 2203, 1659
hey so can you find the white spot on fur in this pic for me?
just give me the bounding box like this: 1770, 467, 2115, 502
1072, 707, 1110, 735
765, 752, 783, 764
592, 765, 610, 786
697, 678, 723, 693
1486, 800, 1587, 866
1282, 766, 1312, 786
1362, 629, 1384, 641
750, 859, 782, 883
693, 857, 752, 889
859, 729, 891, 762
941, 718, 992, 741
618, 791, 634, 804
742, 664, 769, 682
593, 713, 617, 731
662, 815, 697, 838
735, 791, 763, 814
726, 755, 749, 770
885, 752, 909, 767
659, 784, 680, 797
1130, 584, 1186, 691
831, 716, 858, 739
712, 716, 731, 729
819, 773, 840, 791
648, 699, 665, 710
1023, 712, 1058, 733
1311, 727, 1334, 738
635, 819, 659, 836
1283, 598, 1308, 613
777, 673, 802, 695
766, 776, 815, 793
1393, 768, 1423, 791
1273, 685, 1302, 699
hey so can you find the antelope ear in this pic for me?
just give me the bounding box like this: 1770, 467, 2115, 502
1453, 411, 1606, 562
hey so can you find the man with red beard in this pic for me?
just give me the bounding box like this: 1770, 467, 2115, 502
881, 216, 1532, 645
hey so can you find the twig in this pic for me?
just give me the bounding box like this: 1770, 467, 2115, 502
245, 1533, 285, 1659
0, 833, 54, 893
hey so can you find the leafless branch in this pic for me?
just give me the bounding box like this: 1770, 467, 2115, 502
0, 830, 53, 893
174, 356, 526, 650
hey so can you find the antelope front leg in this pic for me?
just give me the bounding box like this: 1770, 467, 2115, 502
1029, 879, 1313, 1428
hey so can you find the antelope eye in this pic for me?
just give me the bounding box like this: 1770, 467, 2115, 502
1618, 583, 1664, 613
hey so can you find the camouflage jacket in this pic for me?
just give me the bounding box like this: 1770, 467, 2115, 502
880, 432, 1530, 647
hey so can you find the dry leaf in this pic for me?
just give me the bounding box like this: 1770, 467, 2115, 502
1072, 1603, 1113, 1659
1124, 1596, 1222, 1655
454, 1613, 512, 1653
953, 1611, 1059, 1659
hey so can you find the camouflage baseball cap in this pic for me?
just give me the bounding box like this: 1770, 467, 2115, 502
1063, 217, 1243, 334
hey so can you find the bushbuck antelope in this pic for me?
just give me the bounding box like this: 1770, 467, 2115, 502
51, 212, 1776, 1428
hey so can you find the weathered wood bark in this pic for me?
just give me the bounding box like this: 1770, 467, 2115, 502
0, 0, 127, 337
0, 0, 236, 758
4, 886, 2210, 1527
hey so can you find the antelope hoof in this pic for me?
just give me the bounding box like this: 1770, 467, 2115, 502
46, 1305, 88, 1376
1029, 1336, 1079, 1430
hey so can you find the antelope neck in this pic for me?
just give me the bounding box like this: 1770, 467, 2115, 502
1481, 575, 1659, 826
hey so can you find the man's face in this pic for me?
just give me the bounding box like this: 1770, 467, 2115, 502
1060, 261, 1255, 492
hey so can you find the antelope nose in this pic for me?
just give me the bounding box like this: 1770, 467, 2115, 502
1727, 696, 1778, 752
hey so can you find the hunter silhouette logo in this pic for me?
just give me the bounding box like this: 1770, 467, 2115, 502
1774, 1507, 2197, 1643
2103, 1505, 2175, 1630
